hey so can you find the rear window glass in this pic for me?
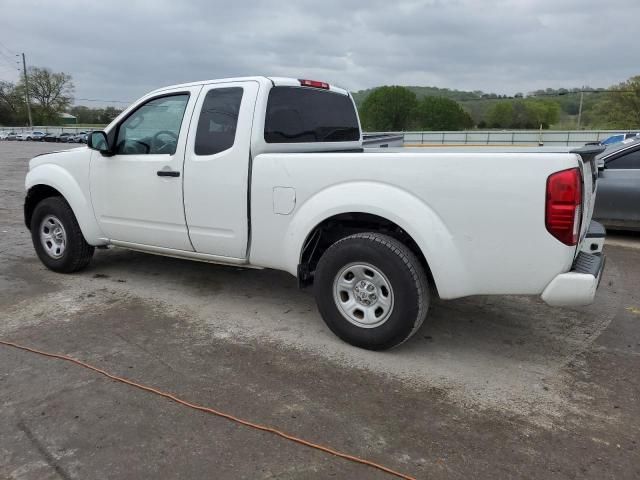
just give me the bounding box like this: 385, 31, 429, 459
195, 87, 244, 156
264, 86, 359, 143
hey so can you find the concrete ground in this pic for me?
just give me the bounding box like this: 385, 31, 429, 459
1, 142, 639, 479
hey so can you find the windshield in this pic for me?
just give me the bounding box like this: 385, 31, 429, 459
598, 137, 640, 159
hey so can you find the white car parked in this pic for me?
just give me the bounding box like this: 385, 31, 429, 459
24, 76, 606, 350
17, 131, 46, 141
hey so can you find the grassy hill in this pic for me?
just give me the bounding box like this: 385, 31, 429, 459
351, 85, 613, 129
352, 86, 519, 127
352, 86, 485, 107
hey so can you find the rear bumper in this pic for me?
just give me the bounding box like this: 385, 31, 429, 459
541, 251, 605, 307
541, 221, 606, 307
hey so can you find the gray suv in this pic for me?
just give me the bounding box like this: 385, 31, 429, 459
594, 138, 640, 231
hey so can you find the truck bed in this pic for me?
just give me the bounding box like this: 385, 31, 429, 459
249, 149, 591, 300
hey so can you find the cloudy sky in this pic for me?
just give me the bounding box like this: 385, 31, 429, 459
0, 0, 638, 106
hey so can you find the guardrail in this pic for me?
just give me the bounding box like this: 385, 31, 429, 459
367, 130, 636, 147
362, 134, 404, 148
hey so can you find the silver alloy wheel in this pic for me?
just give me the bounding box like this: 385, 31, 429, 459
332, 262, 394, 328
39, 215, 67, 259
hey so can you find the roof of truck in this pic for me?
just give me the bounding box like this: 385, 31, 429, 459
148, 76, 349, 97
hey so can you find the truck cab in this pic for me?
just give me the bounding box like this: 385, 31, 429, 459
84, 77, 361, 258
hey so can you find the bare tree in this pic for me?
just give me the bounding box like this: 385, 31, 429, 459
0, 81, 20, 113
0, 81, 24, 125
20, 67, 74, 122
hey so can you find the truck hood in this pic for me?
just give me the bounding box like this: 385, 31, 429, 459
29, 146, 89, 170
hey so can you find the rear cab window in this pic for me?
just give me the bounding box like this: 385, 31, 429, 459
194, 87, 244, 155
264, 87, 359, 143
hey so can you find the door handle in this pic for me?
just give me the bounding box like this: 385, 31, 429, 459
157, 170, 180, 177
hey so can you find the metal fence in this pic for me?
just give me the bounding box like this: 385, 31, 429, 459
1, 127, 634, 147
362, 134, 404, 148
396, 130, 633, 146
0, 125, 106, 134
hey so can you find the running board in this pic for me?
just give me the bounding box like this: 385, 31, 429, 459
108, 240, 262, 269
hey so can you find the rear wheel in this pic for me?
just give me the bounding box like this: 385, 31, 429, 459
314, 232, 429, 350
30, 197, 94, 273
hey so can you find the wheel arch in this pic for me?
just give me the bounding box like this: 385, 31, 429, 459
25, 184, 65, 229
25, 165, 106, 245
298, 212, 440, 294
282, 182, 472, 299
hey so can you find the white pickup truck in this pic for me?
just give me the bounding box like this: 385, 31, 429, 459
24, 76, 606, 350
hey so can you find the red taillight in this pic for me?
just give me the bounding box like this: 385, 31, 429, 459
299, 79, 329, 89
545, 167, 583, 246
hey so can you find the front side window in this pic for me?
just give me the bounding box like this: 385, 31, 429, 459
194, 87, 243, 155
115, 94, 189, 155
264, 87, 359, 143
607, 149, 640, 169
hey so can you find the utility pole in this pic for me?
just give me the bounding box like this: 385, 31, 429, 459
576, 87, 584, 130
19, 52, 33, 127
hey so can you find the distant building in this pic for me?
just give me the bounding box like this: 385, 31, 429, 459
58, 112, 77, 125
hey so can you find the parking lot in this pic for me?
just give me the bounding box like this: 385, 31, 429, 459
1, 142, 639, 479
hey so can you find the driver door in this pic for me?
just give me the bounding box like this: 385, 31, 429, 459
90, 86, 202, 250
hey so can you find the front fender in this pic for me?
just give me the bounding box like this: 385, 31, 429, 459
25, 164, 106, 245
282, 182, 472, 299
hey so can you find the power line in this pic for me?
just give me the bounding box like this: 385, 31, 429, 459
0, 40, 17, 56
0, 41, 17, 64
0, 65, 19, 74
74, 97, 131, 104
528, 89, 636, 98
458, 89, 637, 103
0, 52, 17, 71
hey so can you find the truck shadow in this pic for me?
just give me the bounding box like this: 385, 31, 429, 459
85, 246, 618, 369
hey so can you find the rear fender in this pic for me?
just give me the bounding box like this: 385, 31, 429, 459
282, 182, 472, 299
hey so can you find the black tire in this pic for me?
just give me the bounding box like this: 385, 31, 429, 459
314, 232, 429, 350
30, 197, 94, 273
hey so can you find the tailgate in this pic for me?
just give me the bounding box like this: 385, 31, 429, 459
570, 145, 605, 247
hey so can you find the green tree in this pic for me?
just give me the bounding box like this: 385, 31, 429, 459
359, 86, 418, 131
69, 105, 94, 124
593, 75, 640, 128
524, 99, 559, 128
17, 67, 74, 124
68, 105, 122, 125
415, 96, 473, 130
488, 102, 514, 128
488, 99, 559, 129
99, 106, 122, 124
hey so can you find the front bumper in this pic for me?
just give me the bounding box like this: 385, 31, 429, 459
541, 221, 606, 307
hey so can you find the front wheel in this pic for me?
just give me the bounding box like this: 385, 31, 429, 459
30, 197, 94, 273
314, 232, 429, 350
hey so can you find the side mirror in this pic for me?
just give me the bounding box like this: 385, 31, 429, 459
597, 161, 606, 172
87, 131, 112, 155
